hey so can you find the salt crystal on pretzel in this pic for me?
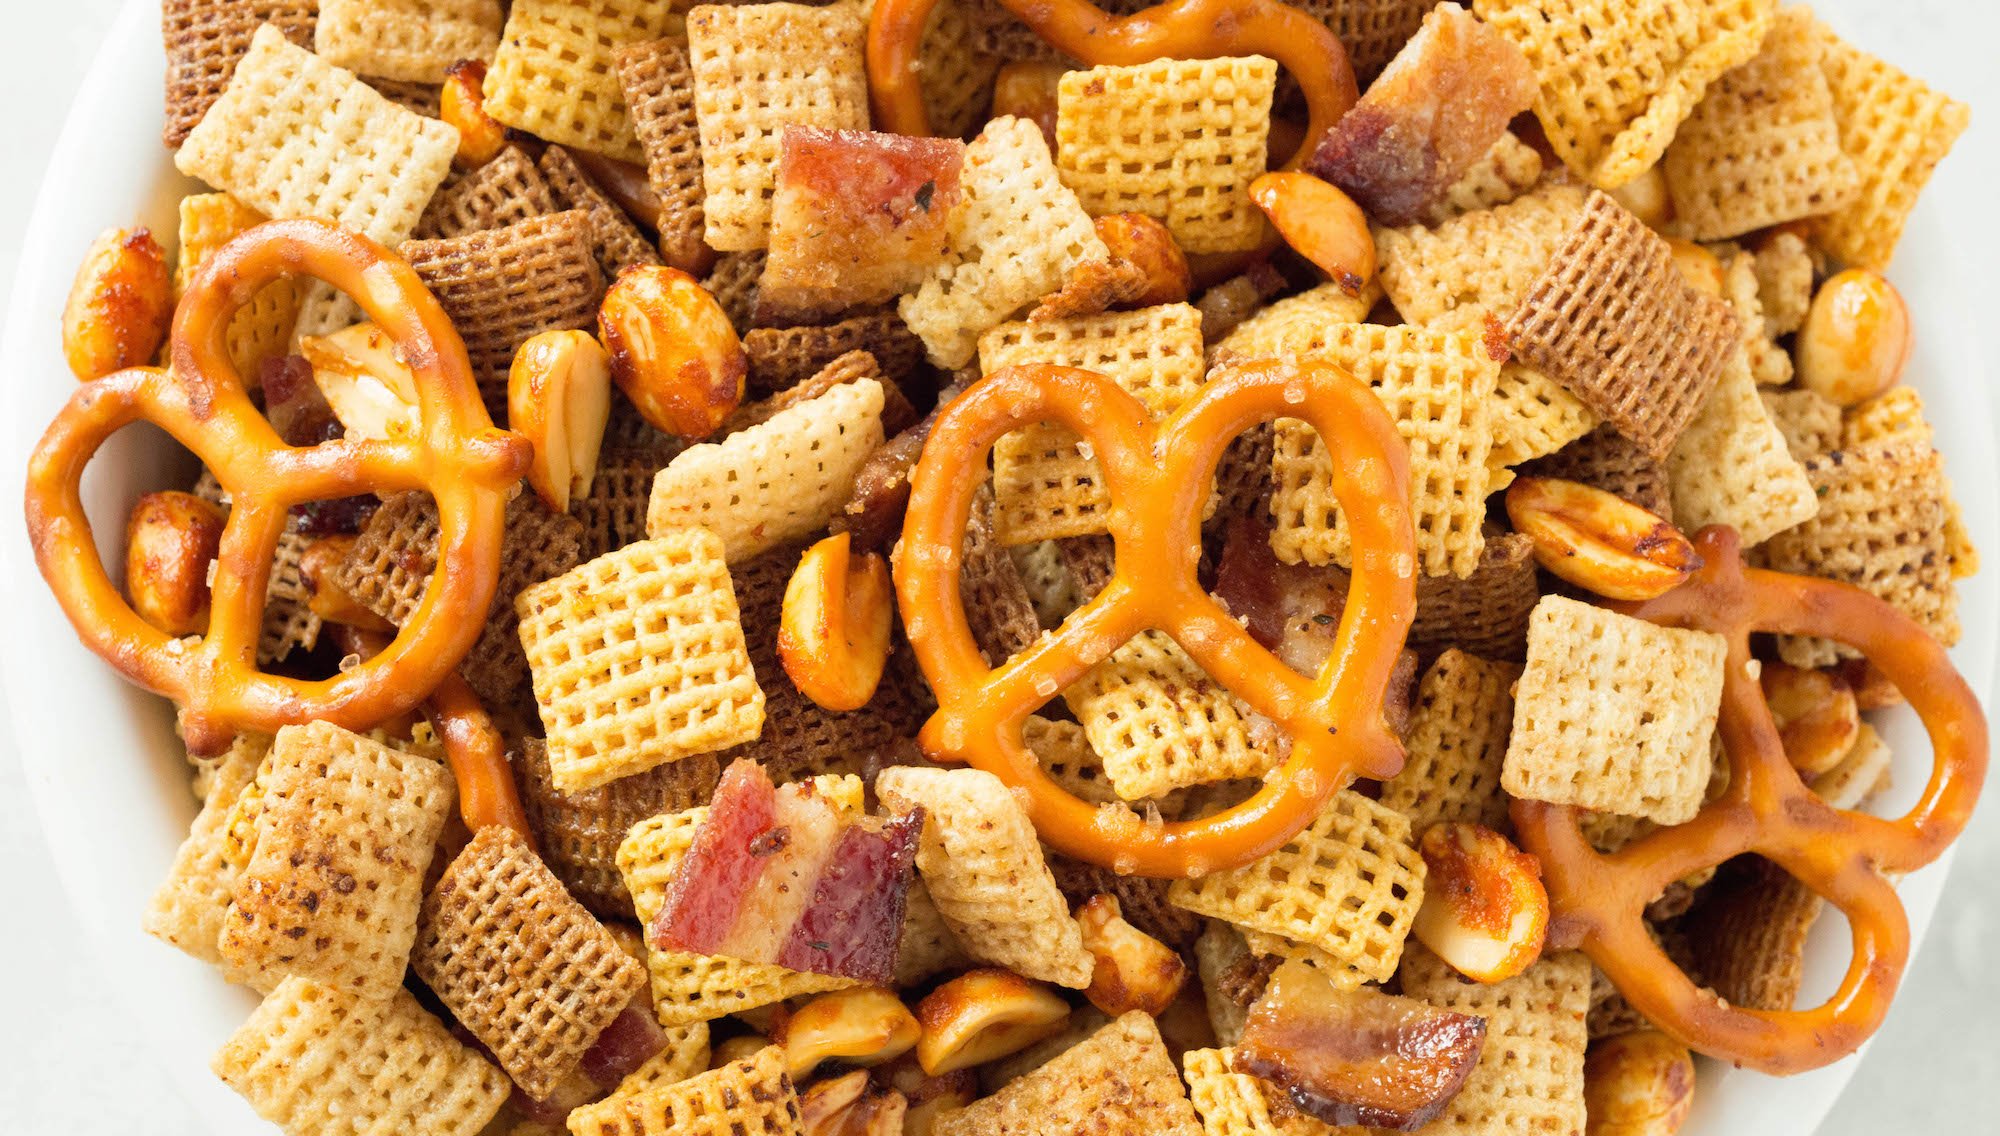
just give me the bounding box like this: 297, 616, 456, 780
540, 146, 668, 281
485, 0, 679, 165
316, 0, 502, 85
144, 734, 270, 966
618, 37, 712, 272
937, 1011, 1203, 1136
566, 1042, 801, 1136
743, 308, 925, 396
1380, 649, 1520, 834
175, 193, 303, 382
413, 146, 558, 241
1503, 595, 1726, 825
518, 738, 720, 920
1472, 0, 1775, 189
161, 0, 316, 149
176, 25, 456, 246
214, 977, 509, 1136
1666, 354, 1819, 547
1761, 387, 1843, 464
1374, 183, 1591, 335
1399, 946, 1591, 1136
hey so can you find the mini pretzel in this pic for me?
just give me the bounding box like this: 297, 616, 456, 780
25, 219, 529, 755
896, 360, 1415, 878
1513, 527, 1988, 1075
866, 0, 1357, 171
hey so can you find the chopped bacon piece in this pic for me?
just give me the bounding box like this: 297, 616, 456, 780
578, 1002, 673, 1087
651, 759, 780, 957
778, 811, 923, 981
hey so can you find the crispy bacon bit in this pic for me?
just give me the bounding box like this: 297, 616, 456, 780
777, 809, 924, 982
1307, 3, 1536, 226
577, 1002, 672, 1086
1236, 960, 1486, 1131
651, 759, 779, 957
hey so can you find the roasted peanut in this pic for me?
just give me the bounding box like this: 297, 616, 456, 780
1094, 214, 1192, 307
299, 322, 421, 441
779, 533, 893, 711
1505, 477, 1700, 601
599, 266, 747, 438
1611, 166, 1673, 230
1584, 1030, 1696, 1136
1075, 894, 1188, 1016
442, 59, 507, 168
509, 329, 613, 511
799, 1069, 908, 1136
297, 536, 393, 632
124, 491, 225, 636
711, 1035, 774, 1068
1796, 268, 1911, 407
63, 227, 173, 381
1760, 661, 1860, 778
779, 988, 922, 1078
990, 61, 1066, 147
1249, 172, 1376, 295
913, 969, 1071, 1076
1664, 238, 1725, 297
1412, 822, 1549, 984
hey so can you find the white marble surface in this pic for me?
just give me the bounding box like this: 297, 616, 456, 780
0, 1, 1994, 1131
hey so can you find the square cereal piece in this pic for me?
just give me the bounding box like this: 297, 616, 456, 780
1063, 631, 1280, 801
645, 379, 885, 563
413, 827, 648, 1101
161, 0, 316, 148
1375, 182, 1592, 336
937, 1011, 1202, 1136
617, 778, 863, 1025
566, 1044, 802, 1136
215, 977, 510, 1136
957, 488, 1047, 667
176, 192, 304, 382
219, 721, 454, 997
981, 303, 1208, 545
1503, 192, 1739, 461
875, 766, 1095, 988
1399, 947, 1591, 1136
1811, 15, 1971, 270
144, 733, 271, 966
365, 76, 442, 117
1502, 595, 1726, 824
413, 145, 558, 240
1055, 57, 1276, 254
1487, 363, 1600, 469
742, 308, 925, 396
175, 25, 457, 246
1662, 8, 1858, 242
1472, 0, 1776, 189
1422, 131, 1546, 225
1261, 324, 1499, 578
686, 2, 871, 252
1407, 533, 1543, 661
1665, 355, 1818, 546
540, 146, 668, 280
316, 0, 503, 84
1380, 650, 1521, 834
517, 738, 720, 919
1169, 790, 1426, 983
484, 0, 680, 165
901, 116, 1110, 369
1209, 280, 1378, 364
516, 530, 764, 794
618, 37, 711, 273
723, 349, 915, 438
1519, 423, 1676, 520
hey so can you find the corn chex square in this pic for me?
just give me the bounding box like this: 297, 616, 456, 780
1472, 0, 1777, 189
1374, 183, 1592, 336
1169, 790, 1426, 984
1400, 947, 1591, 1136
1666, 353, 1818, 547
485, 0, 681, 165
316, 0, 503, 84
876, 766, 1095, 989
214, 977, 509, 1136
686, 2, 870, 252
517, 529, 765, 794
936, 1012, 1202, 1136
980, 303, 1207, 545
567, 1044, 802, 1136
176, 25, 457, 247
144, 733, 271, 966
920, 0, 1002, 140
1380, 650, 1522, 834
175, 192, 303, 384
1503, 595, 1725, 824
1055, 57, 1276, 254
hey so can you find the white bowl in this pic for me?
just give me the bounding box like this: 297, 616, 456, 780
1, 1, 1993, 1132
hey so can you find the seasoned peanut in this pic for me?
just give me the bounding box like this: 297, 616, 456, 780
1505, 477, 1700, 601
124, 491, 225, 636
990, 61, 1066, 147
1664, 238, 1725, 297
1584, 1030, 1696, 1136
1249, 172, 1376, 294
1075, 894, 1188, 1016
799, 1069, 907, 1136
441, 59, 507, 168
1611, 166, 1673, 229
1796, 268, 1911, 407
1760, 661, 1860, 778
509, 329, 613, 512
1413, 822, 1549, 983
913, 969, 1070, 1076
298, 536, 393, 632
63, 227, 173, 382
779, 987, 921, 1078
711, 1035, 774, 1068
598, 266, 747, 439
299, 322, 421, 441
780, 533, 893, 712
1094, 214, 1192, 307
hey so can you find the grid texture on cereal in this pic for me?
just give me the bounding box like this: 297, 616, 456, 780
1685, 858, 1822, 1013
958, 487, 1046, 667
176, 193, 303, 382
414, 146, 558, 240
705, 250, 767, 334
1761, 388, 1843, 464
724, 349, 915, 438
742, 308, 924, 397
485, 0, 680, 165
1169, 790, 1426, 983
1374, 183, 1590, 336
1408, 532, 1543, 659
901, 117, 1110, 370
1381, 650, 1521, 833
686, 2, 870, 251
1720, 249, 1794, 388
645, 379, 886, 563
1422, 131, 1545, 225
1400, 947, 1591, 1136
1666, 355, 1818, 547
260, 531, 322, 665
567, 1044, 802, 1136
1472, 0, 1776, 189
1055, 57, 1276, 254
540, 146, 667, 280
364, 76, 441, 117
600, 1023, 712, 1107
145, 734, 270, 966
876, 766, 1095, 988
516, 530, 765, 794
980, 303, 1208, 545
920, 0, 1001, 139
618, 37, 711, 272
575, 448, 678, 559
213, 977, 509, 1136
162, 0, 317, 149
1503, 595, 1726, 824
413, 827, 647, 1101
1025, 713, 1189, 827
219, 721, 453, 997
176, 25, 457, 247
1503, 192, 1738, 461
316, 0, 502, 84
1183, 1046, 1340, 1136
937, 1012, 1202, 1136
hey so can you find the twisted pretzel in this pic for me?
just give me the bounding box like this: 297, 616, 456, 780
866, 0, 1358, 171
896, 360, 1415, 877
1513, 527, 1988, 1075
25, 219, 530, 755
